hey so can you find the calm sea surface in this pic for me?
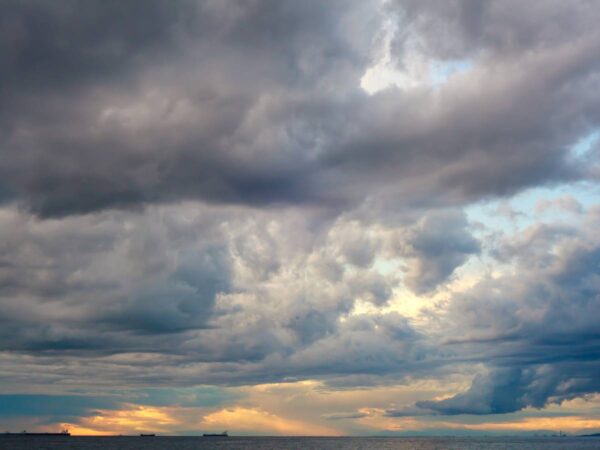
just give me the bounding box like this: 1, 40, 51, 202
0, 436, 599, 450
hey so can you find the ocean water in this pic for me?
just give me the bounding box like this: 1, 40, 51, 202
0, 436, 599, 450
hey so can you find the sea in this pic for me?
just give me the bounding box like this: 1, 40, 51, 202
0, 436, 599, 450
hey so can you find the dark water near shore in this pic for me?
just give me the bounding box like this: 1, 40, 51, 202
1, 436, 599, 450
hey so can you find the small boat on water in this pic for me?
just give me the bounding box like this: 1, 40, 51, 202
203, 431, 228, 437
140, 434, 156, 437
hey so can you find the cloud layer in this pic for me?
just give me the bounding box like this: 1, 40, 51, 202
1, 0, 600, 435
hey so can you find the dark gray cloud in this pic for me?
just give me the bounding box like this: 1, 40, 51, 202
0, 0, 599, 218
0, 206, 232, 355
413, 364, 600, 416
393, 210, 480, 294
0, 0, 193, 92
391, 0, 600, 58
323, 411, 370, 420
0, 0, 373, 216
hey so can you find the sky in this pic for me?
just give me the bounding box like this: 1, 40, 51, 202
1, 0, 600, 437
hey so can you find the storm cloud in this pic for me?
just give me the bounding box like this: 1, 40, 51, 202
1, 0, 599, 218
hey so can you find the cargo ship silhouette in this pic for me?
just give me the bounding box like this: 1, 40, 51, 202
203, 431, 228, 437
3, 429, 70, 437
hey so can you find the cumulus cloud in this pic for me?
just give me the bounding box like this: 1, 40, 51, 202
388, 209, 600, 416
413, 365, 599, 416
0, 204, 425, 387
393, 210, 480, 294
1, 0, 599, 218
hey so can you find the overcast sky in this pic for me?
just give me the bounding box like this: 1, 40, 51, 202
1, 0, 600, 436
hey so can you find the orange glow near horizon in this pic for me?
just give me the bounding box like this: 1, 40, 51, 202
201, 407, 341, 436
62, 405, 177, 436
56, 409, 600, 436
361, 414, 600, 434
59, 424, 116, 436
456, 416, 600, 433
44, 392, 600, 436
57, 403, 341, 436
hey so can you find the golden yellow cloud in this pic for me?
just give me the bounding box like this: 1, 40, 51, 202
455, 416, 600, 433
201, 407, 340, 436
59, 399, 340, 436
55, 388, 600, 436
63, 405, 177, 436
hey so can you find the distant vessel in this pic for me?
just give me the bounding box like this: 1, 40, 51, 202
203, 431, 228, 437
3, 429, 70, 437
140, 434, 156, 437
